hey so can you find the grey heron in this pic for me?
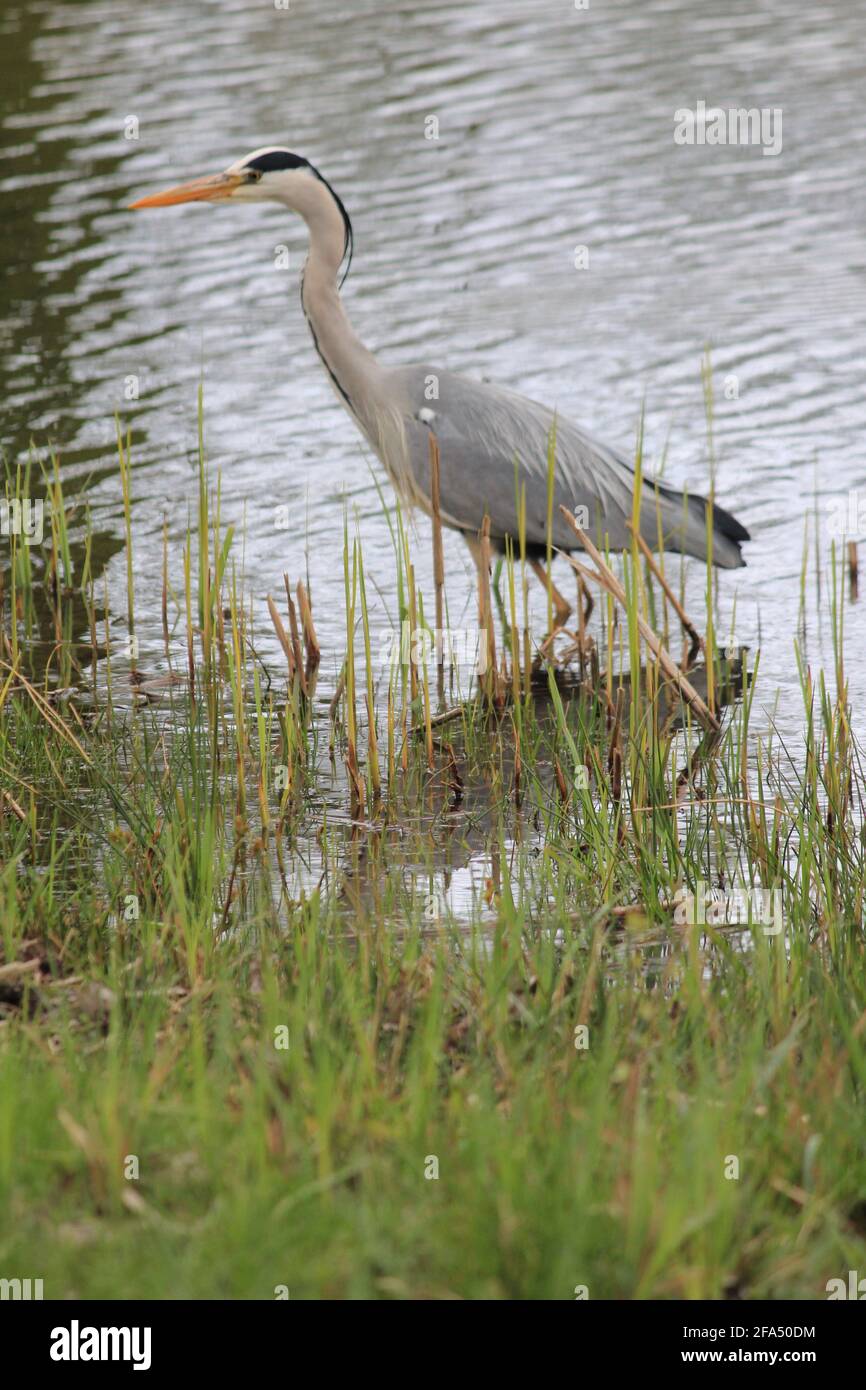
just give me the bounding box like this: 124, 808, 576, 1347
130, 147, 749, 626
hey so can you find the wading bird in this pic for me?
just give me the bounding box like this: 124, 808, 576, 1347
130, 147, 749, 628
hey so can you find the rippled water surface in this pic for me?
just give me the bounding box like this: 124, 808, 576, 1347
2, 0, 865, 740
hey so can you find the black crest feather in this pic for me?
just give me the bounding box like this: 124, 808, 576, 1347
243, 149, 353, 285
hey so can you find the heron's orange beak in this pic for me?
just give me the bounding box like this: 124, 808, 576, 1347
129, 172, 243, 209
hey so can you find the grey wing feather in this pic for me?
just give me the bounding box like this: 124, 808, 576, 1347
386, 365, 745, 567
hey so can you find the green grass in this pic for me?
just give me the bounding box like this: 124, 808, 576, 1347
1, 786, 865, 1299
0, 421, 864, 1300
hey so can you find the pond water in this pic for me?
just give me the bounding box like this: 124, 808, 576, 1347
2, 0, 865, 750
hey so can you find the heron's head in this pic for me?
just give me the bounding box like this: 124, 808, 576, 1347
129, 146, 353, 277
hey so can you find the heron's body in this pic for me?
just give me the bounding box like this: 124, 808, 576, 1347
131, 146, 750, 603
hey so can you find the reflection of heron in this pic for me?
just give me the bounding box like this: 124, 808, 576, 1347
131, 147, 749, 627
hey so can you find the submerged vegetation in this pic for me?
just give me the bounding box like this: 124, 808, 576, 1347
0, 402, 864, 1299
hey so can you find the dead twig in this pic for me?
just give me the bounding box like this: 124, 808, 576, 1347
626, 523, 704, 668
557, 508, 720, 734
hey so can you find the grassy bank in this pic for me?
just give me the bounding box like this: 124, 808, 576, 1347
0, 430, 864, 1299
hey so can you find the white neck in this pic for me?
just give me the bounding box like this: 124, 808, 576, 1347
288, 175, 385, 437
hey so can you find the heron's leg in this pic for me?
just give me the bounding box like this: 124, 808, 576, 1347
579, 578, 594, 625
572, 569, 592, 625
529, 558, 573, 628
464, 534, 487, 582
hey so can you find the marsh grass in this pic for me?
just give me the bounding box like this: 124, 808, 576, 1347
0, 407, 864, 1299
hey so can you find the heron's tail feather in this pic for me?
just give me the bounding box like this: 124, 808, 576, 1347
646, 481, 750, 570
